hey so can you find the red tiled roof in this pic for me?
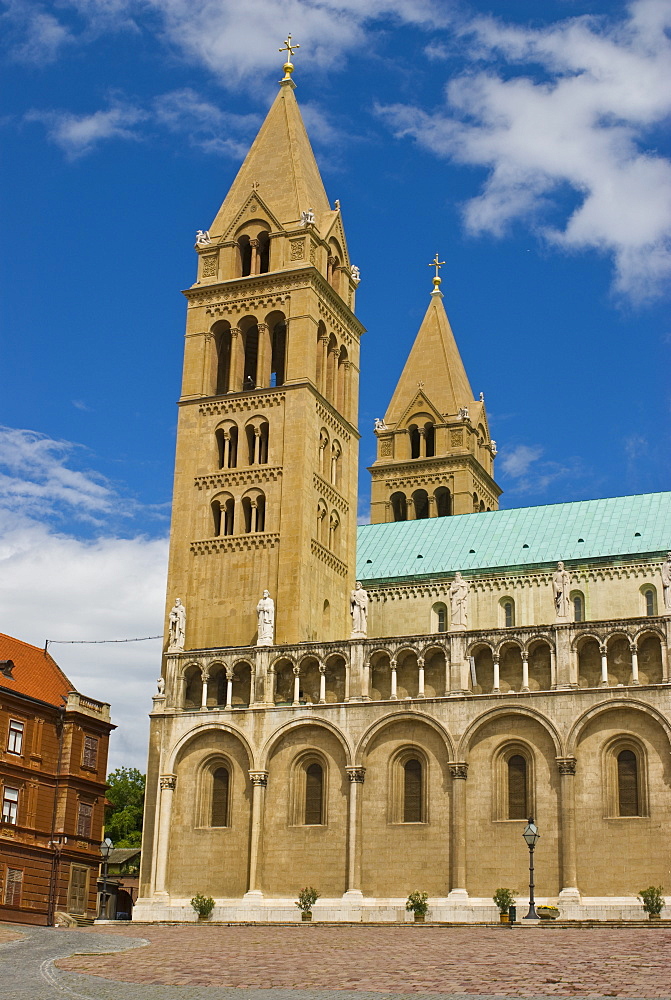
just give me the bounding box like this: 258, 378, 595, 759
0, 632, 73, 708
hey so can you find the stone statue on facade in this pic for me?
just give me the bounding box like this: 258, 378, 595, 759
350, 582, 369, 638
449, 572, 469, 629
552, 562, 571, 620
662, 552, 671, 613
195, 230, 211, 246
156, 677, 166, 696
373, 417, 387, 431
256, 590, 275, 646
168, 598, 186, 651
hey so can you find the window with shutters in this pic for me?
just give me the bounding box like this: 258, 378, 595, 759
77, 801, 93, 838
7, 720, 24, 754
82, 735, 98, 769
67, 865, 89, 915
1, 786, 19, 825
496, 745, 534, 821
390, 748, 428, 824
291, 753, 328, 826
211, 766, 229, 827
4, 868, 23, 907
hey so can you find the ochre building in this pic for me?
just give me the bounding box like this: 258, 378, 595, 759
136, 61, 671, 923
0, 633, 113, 925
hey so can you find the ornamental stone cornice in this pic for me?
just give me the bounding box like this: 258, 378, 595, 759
310, 538, 348, 577
313, 473, 349, 513
196, 468, 283, 490
195, 391, 285, 416
191, 532, 280, 555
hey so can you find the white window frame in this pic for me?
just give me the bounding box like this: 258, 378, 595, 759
7, 719, 24, 755
2, 786, 19, 825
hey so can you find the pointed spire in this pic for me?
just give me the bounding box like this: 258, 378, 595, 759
384, 286, 475, 426
208, 42, 330, 236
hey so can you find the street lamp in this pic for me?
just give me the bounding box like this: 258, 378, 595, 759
522, 817, 540, 920
99, 837, 113, 919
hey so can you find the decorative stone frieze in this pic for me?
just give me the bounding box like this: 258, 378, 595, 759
190, 533, 280, 555
198, 393, 285, 417
195, 468, 283, 490
311, 538, 348, 577
313, 472, 349, 513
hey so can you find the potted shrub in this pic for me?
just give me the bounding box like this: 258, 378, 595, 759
537, 904, 560, 920
190, 893, 215, 921
406, 890, 429, 922
639, 886, 665, 920
296, 886, 320, 921
493, 888, 516, 924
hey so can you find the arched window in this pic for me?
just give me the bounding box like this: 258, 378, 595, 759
473, 492, 479, 512
573, 593, 584, 622
329, 511, 340, 553
432, 602, 447, 633
424, 422, 435, 457
239, 235, 252, 277
435, 487, 451, 517
391, 491, 407, 522
507, 754, 528, 820
617, 749, 640, 816
337, 347, 348, 414
222, 497, 234, 535
318, 429, 329, 477
409, 425, 420, 459
211, 766, 230, 827
242, 493, 265, 533
242, 323, 259, 388
244, 421, 269, 466
215, 325, 232, 394
412, 489, 429, 520
316, 500, 327, 545
501, 599, 515, 628
403, 758, 423, 823
183, 666, 202, 710
212, 500, 222, 537
643, 588, 656, 617
304, 762, 324, 825
331, 441, 341, 487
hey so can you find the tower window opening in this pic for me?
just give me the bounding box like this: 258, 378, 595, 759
271, 321, 286, 387
215, 326, 232, 395
644, 589, 656, 616
502, 600, 515, 628
216, 425, 238, 469
243, 324, 259, 387
223, 498, 234, 535
573, 593, 584, 622
412, 489, 429, 520
212, 500, 222, 537
257, 231, 270, 273
409, 424, 421, 459
435, 486, 451, 517
239, 235, 252, 277
391, 491, 407, 522
424, 422, 435, 457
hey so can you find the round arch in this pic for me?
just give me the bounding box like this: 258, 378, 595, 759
169, 722, 255, 772
566, 699, 671, 756
356, 711, 456, 764
259, 716, 354, 770
457, 705, 563, 759
495, 637, 524, 656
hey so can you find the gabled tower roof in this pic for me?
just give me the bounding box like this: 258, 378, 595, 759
209, 78, 331, 236
385, 290, 474, 426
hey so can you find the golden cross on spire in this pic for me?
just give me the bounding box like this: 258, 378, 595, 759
429, 253, 446, 292
279, 34, 300, 82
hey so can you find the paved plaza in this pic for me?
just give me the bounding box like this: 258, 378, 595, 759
2, 923, 671, 999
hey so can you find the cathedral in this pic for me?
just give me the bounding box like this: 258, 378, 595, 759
135, 52, 671, 923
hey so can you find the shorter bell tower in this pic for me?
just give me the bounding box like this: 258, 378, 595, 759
369, 260, 501, 523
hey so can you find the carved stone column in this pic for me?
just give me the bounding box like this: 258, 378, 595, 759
292, 665, 301, 706
417, 656, 425, 698
154, 775, 176, 895
521, 655, 529, 692
318, 664, 326, 704
448, 762, 468, 899
343, 767, 366, 900
250, 238, 260, 276
629, 641, 640, 684
556, 757, 580, 903
228, 327, 243, 393
406, 497, 416, 520
600, 642, 609, 686
390, 658, 398, 700
319, 334, 329, 396
256, 323, 271, 387
225, 667, 234, 709
201, 667, 210, 709
493, 653, 500, 693
245, 770, 268, 898
428, 495, 437, 518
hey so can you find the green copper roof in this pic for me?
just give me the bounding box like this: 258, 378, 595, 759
356, 492, 671, 583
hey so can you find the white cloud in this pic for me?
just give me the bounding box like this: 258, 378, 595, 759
1, 0, 74, 63
0, 426, 169, 771
153, 88, 259, 158
379, 0, 671, 301
25, 103, 146, 158
500, 443, 543, 480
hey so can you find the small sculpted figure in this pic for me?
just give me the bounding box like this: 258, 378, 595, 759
662, 552, 671, 613
168, 598, 186, 651
156, 677, 166, 696
257, 589, 275, 646
552, 562, 571, 619
350, 582, 369, 637
449, 572, 469, 628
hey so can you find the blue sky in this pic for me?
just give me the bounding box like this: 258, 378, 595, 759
1, 0, 670, 769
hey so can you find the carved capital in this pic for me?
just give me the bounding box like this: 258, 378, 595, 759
318, 664, 326, 675
346, 767, 366, 783
449, 762, 468, 780
160, 774, 177, 791
293, 665, 301, 676
225, 666, 234, 680
257, 323, 269, 333
556, 756, 577, 776
249, 770, 268, 787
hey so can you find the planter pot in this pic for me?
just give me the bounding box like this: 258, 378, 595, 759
537, 908, 559, 921
648, 912, 661, 920
499, 913, 509, 923
301, 911, 312, 921
413, 912, 425, 923
197, 915, 212, 922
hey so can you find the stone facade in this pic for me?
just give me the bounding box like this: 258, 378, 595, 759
136, 65, 671, 923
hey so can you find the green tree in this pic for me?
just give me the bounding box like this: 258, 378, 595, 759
104, 767, 145, 847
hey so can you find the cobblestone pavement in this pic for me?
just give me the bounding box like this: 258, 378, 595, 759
3, 923, 671, 999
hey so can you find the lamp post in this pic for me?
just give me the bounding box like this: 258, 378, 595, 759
522, 817, 540, 920
99, 837, 113, 919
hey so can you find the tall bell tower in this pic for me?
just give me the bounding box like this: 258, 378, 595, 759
165, 49, 363, 648
369, 260, 500, 522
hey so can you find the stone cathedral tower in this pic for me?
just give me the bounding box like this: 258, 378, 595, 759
369, 269, 501, 522
164, 58, 363, 649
